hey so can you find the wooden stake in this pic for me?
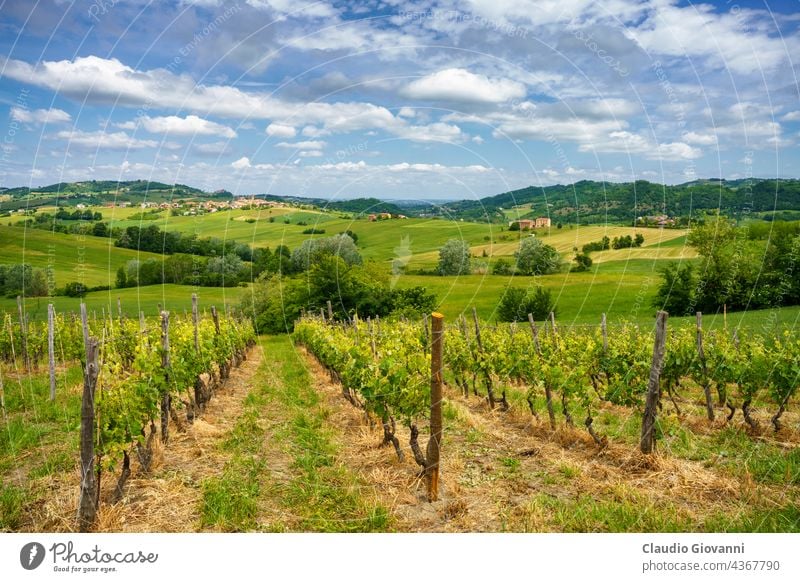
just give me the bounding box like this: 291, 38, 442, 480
211, 305, 220, 335
160, 311, 171, 444
48, 304, 56, 401
640, 311, 668, 454
601, 312, 608, 353
696, 312, 714, 421
16, 296, 28, 371
327, 300, 333, 321
80, 303, 90, 356
192, 294, 199, 354
78, 337, 99, 532
426, 312, 445, 502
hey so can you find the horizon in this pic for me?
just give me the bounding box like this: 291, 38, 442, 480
1, 1, 799, 199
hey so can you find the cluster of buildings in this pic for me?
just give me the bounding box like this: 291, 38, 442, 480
509, 217, 551, 230
368, 212, 408, 221
636, 214, 676, 227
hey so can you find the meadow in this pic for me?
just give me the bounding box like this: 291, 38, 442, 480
1, 203, 796, 333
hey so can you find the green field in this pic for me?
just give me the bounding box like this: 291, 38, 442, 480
0, 284, 244, 322
1, 204, 797, 331
0, 224, 164, 288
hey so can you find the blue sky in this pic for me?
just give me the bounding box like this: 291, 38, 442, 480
0, 0, 798, 199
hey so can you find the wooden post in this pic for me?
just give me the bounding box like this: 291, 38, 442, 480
640, 311, 668, 454
211, 305, 220, 335
472, 306, 496, 408
471, 306, 482, 351
426, 312, 445, 502
117, 297, 122, 320
160, 311, 171, 444
16, 296, 28, 371
422, 313, 430, 348
527, 313, 541, 354
601, 313, 608, 353
549, 311, 557, 337
696, 312, 714, 421
78, 337, 99, 532
528, 313, 555, 428
80, 303, 90, 356
139, 311, 145, 332
327, 300, 333, 321
48, 304, 56, 401
320, 308, 325, 321
367, 317, 377, 358
192, 294, 199, 354
723, 303, 727, 331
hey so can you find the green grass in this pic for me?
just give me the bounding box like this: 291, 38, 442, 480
260, 335, 390, 532
0, 284, 244, 322
0, 224, 164, 287
0, 485, 27, 530
202, 335, 390, 532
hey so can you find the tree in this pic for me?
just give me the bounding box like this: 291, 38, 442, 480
492, 258, 512, 275
571, 253, 593, 272
291, 233, 362, 272
115, 265, 128, 289
497, 286, 557, 322
514, 237, 561, 275
92, 222, 109, 237
652, 263, 694, 316
634, 233, 645, 247
437, 239, 471, 276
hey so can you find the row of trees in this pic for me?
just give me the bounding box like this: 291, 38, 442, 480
438, 237, 562, 276
244, 234, 436, 333
654, 214, 800, 314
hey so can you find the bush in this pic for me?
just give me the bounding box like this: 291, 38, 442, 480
437, 239, 471, 276
61, 281, 88, 297
515, 237, 561, 275
492, 258, 512, 275
497, 286, 557, 322
302, 228, 326, 235
571, 253, 593, 272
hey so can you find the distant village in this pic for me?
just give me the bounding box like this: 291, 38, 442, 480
508, 217, 551, 230
102, 197, 276, 216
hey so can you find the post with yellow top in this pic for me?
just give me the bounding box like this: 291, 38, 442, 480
427, 312, 445, 502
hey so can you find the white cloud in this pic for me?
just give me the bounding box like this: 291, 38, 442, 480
402, 68, 526, 103
128, 115, 237, 138
231, 156, 252, 170
54, 129, 158, 150
398, 107, 416, 118
625, 1, 793, 73
781, 111, 800, 122
275, 140, 326, 150
651, 142, 703, 161
298, 150, 323, 157
10, 107, 71, 124
246, 0, 335, 18
266, 123, 297, 138
193, 141, 231, 155
683, 131, 718, 145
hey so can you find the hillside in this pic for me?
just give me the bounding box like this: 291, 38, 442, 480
0, 180, 231, 212
441, 178, 800, 223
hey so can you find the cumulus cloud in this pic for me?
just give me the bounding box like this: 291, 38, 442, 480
266, 123, 297, 138
10, 107, 71, 124
402, 68, 526, 103
121, 115, 237, 138
54, 129, 159, 150
275, 140, 326, 150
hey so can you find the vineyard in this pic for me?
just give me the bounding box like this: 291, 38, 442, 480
293, 310, 800, 530
295, 310, 800, 452
0, 297, 255, 531
2, 305, 799, 532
